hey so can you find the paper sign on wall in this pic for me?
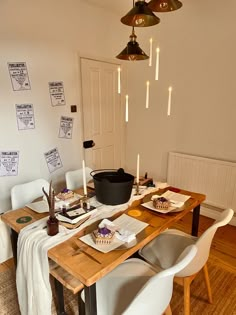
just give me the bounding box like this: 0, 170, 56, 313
44, 148, 63, 173
59, 116, 73, 139
49, 81, 66, 106
8, 62, 31, 91
16, 104, 35, 130
0, 151, 19, 177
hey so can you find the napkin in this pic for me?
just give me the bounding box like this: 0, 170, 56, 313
98, 218, 116, 231
98, 218, 136, 243
115, 228, 136, 243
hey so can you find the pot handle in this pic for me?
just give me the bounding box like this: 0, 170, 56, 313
90, 168, 125, 177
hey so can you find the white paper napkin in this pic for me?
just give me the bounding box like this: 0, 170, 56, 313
98, 218, 135, 243
115, 228, 136, 243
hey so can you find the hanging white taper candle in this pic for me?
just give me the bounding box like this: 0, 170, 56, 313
146, 81, 150, 109
155, 47, 160, 80
136, 153, 140, 184
82, 160, 87, 196
167, 86, 172, 116
117, 67, 121, 94
125, 94, 129, 122
149, 38, 153, 67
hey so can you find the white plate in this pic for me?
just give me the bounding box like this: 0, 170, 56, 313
141, 200, 183, 214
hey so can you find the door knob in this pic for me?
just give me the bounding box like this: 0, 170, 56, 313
83, 140, 95, 149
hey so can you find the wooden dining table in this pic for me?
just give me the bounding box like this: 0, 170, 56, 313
2, 185, 205, 315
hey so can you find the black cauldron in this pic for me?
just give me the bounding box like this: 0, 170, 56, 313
90, 168, 134, 205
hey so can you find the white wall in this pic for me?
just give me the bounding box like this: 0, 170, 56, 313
1, 0, 236, 211
120, 0, 236, 183
0, 0, 121, 212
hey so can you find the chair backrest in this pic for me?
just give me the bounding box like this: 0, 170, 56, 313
11, 179, 49, 210
123, 245, 197, 315
65, 167, 93, 190
176, 208, 234, 277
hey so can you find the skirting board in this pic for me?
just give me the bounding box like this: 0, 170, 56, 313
199, 204, 236, 226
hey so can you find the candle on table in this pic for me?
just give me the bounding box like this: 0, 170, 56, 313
136, 154, 140, 184
118, 67, 121, 94
146, 81, 150, 109
155, 47, 160, 80
125, 95, 129, 122
149, 38, 153, 67
167, 86, 172, 116
82, 160, 87, 196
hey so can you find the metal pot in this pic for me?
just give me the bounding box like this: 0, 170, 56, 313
90, 168, 134, 205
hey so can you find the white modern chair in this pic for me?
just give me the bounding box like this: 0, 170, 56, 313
139, 208, 234, 315
81, 245, 197, 315
11, 178, 50, 210
0, 218, 13, 263
65, 167, 93, 190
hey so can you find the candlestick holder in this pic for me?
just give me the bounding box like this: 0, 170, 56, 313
80, 195, 90, 211
134, 182, 141, 195
42, 181, 59, 236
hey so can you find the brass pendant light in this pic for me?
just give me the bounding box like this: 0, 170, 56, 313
121, 0, 160, 27
116, 28, 149, 61
147, 0, 182, 12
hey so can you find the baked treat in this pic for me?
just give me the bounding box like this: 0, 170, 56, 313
56, 188, 74, 201
92, 227, 115, 245
153, 197, 171, 210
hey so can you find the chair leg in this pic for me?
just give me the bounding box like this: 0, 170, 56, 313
203, 263, 213, 304
183, 276, 192, 315
163, 304, 172, 315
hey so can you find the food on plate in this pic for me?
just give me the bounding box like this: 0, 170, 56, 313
56, 188, 74, 201
153, 197, 171, 210
92, 227, 115, 245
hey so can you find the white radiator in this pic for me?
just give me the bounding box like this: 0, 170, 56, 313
167, 152, 236, 225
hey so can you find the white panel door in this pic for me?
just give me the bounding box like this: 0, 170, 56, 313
81, 58, 123, 170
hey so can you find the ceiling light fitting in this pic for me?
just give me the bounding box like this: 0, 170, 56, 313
147, 0, 182, 12
121, 0, 160, 27
116, 28, 149, 61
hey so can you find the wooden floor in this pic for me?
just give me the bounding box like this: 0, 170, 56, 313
1, 212, 235, 273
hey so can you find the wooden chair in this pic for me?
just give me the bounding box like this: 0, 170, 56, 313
81, 245, 197, 315
139, 208, 234, 315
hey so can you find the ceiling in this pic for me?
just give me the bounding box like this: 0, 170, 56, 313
84, 0, 131, 14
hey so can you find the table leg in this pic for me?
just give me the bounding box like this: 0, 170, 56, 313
84, 284, 97, 315
192, 204, 200, 236
78, 291, 85, 315
10, 228, 18, 266
54, 278, 67, 315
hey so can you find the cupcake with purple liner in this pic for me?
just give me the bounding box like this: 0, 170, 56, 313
92, 226, 115, 245
153, 197, 171, 210
56, 188, 74, 200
